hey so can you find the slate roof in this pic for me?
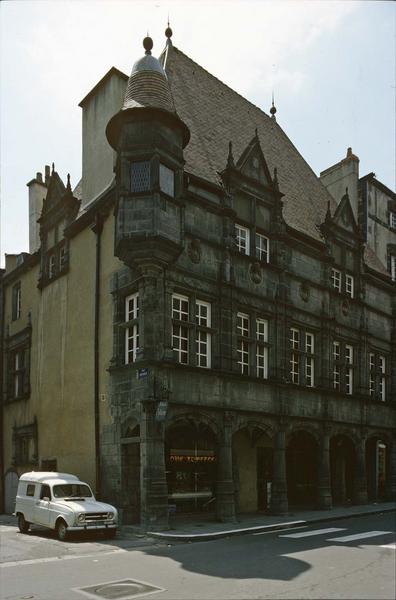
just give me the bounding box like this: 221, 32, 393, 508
162, 45, 338, 243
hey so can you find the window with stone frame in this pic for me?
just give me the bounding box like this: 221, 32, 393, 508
255, 233, 269, 263
171, 294, 212, 367
237, 313, 270, 378
369, 352, 387, 401
235, 224, 250, 255
6, 328, 31, 402
124, 293, 139, 364
256, 318, 269, 379
289, 327, 315, 387
12, 281, 21, 321
130, 161, 151, 193
195, 300, 211, 368
159, 163, 175, 197
331, 268, 354, 298
332, 340, 354, 395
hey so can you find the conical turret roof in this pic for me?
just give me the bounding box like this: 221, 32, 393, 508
122, 36, 175, 112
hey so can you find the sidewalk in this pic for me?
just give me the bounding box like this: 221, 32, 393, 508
149, 501, 396, 542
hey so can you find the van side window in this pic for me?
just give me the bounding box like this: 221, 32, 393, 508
40, 484, 51, 500
26, 484, 35, 497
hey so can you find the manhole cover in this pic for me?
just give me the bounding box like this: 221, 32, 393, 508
77, 578, 164, 600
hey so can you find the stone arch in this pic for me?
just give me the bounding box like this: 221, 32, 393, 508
121, 414, 140, 439
232, 416, 275, 441
286, 422, 321, 444
166, 410, 221, 440
329, 427, 360, 447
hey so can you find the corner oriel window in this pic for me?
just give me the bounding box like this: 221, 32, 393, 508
159, 163, 175, 197
130, 161, 150, 193
125, 293, 139, 364
235, 225, 250, 255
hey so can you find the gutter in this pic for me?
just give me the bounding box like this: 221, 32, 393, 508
91, 213, 103, 499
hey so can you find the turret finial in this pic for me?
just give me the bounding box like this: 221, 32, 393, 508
143, 35, 153, 55
51, 162, 55, 174
270, 91, 277, 121
67, 173, 71, 191
165, 18, 173, 46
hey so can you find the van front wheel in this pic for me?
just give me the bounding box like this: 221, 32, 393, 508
56, 520, 68, 541
18, 514, 30, 533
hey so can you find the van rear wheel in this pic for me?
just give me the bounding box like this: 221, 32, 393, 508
56, 520, 68, 541
18, 514, 30, 533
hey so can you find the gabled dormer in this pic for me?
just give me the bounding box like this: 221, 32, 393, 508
38, 165, 80, 288
220, 134, 284, 264
320, 189, 363, 299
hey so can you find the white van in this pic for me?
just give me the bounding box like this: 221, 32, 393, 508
15, 472, 118, 541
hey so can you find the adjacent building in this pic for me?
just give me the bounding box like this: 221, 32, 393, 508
2, 29, 395, 528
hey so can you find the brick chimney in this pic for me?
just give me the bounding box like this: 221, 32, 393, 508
27, 166, 49, 253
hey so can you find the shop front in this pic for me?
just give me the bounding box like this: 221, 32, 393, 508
165, 422, 217, 513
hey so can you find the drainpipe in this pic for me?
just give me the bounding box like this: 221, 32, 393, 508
92, 213, 103, 498
0, 269, 5, 512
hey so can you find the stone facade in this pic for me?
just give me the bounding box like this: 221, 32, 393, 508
1, 34, 395, 527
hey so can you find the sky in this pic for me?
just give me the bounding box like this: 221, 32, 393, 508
1, 0, 395, 265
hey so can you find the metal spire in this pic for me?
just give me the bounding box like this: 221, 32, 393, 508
270, 91, 277, 121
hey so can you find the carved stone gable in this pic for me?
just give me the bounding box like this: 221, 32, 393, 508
236, 135, 272, 187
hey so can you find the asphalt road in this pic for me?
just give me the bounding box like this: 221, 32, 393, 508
1, 512, 395, 600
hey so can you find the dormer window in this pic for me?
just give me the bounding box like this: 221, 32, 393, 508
236, 224, 250, 255
159, 163, 174, 197
130, 161, 150, 193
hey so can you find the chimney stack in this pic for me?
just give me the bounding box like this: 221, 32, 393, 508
27, 167, 48, 254
45, 164, 51, 185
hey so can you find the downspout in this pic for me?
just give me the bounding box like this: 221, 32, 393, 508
92, 213, 103, 498
0, 270, 5, 512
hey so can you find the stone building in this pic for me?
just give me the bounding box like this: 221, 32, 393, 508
1, 30, 395, 527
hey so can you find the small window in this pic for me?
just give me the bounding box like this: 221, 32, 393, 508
131, 161, 150, 193
12, 282, 22, 321
389, 212, 396, 229
235, 225, 250, 255
159, 164, 175, 197
125, 293, 139, 364
26, 484, 35, 497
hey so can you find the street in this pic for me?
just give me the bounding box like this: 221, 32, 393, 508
1, 512, 395, 599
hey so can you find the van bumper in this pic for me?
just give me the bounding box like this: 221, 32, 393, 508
68, 524, 117, 532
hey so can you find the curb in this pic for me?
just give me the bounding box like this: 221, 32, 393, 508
150, 506, 396, 543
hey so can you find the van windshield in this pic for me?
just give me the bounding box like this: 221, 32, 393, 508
53, 484, 93, 499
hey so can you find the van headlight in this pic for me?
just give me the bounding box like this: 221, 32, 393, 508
107, 512, 114, 520
77, 513, 86, 523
